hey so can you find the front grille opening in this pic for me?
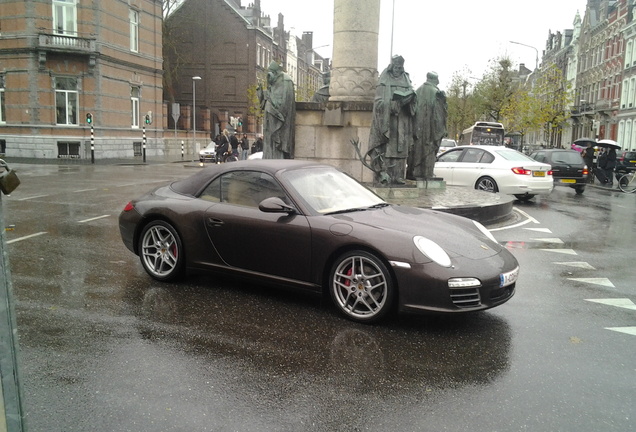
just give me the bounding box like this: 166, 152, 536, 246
450, 288, 481, 308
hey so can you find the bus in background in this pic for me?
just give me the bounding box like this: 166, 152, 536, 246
459, 122, 505, 146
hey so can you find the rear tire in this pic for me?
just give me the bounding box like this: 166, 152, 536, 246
574, 185, 585, 195
476, 176, 498, 193
514, 194, 535, 201
618, 173, 636, 193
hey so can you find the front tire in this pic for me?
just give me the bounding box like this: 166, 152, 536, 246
329, 251, 394, 323
618, 173, 636, 193
476, 176, 498, 193
139, 220, 185, 281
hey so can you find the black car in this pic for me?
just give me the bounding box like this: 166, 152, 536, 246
529, 149, 588, 194
615, 150, 636, 176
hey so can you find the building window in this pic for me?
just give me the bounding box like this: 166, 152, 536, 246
55, 76, 78, 125
53, 0, 77, 36
130, 9, 139, 52
0, 75, 5, 124
57, 141, 80, 158
131, 86, 140, 128
133, 141, 142, 156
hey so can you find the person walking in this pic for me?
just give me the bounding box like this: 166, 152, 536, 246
240, 134, 250, 160
582, 142, 595, 183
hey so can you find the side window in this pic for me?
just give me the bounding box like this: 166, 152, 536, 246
438, 149, 463, 163
480, 151, 495, 163
461, 148, 484, 163
533, 152, 545, 162
200, 171, 285, 207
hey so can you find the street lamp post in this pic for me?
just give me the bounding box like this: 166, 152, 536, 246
192, 76, 201, 156
509, 40, 539, 71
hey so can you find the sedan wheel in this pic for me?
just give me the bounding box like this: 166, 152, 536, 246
329, 251, 394, 323
139, 221, 184, 281
476, 176, 498, 193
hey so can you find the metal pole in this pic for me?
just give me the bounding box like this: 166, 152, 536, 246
142, 125, 146, 163
192, 76, 201, 158
0, 193, 27, 432
90, 124, 94, 164
509, 40, 539, 71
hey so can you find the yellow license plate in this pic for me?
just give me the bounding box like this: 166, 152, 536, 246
560, 179, 576, 183
533, 171, 546, 177
630, 160, 636, 163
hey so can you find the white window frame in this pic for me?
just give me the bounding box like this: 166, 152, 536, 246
130, 9, 139, 53
55, 77, 78, 126
131, 87, 140, 128
53, 0, 77, 36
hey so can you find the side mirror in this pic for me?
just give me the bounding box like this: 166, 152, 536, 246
258, 196, 296, 214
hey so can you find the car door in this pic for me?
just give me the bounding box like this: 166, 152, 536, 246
200, 170, 312, 282
451, 148, 492, 186
434, 148, 464, 183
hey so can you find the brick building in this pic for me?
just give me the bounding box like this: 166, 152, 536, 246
164, 0, 327, 140
0, 0, 164, 159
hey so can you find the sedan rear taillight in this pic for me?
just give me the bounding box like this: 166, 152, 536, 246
582, 168, 589, 176
511, 167, 532, 175
123, 201, 135, 212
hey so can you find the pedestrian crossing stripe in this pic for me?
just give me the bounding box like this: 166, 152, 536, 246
524, 228, 552, 233
540, 249, 577, 255
585, 298, 636, 310
605, 327, 636, 336
554, 262, 596, 270
532, 238, 564, 244
568, 278, 615, 287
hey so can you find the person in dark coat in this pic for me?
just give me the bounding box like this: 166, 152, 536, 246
582, 142, 595, 183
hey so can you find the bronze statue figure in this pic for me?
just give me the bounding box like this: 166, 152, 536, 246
258, 61, 296, 159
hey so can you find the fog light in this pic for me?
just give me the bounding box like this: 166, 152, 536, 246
448, 277, 481, 288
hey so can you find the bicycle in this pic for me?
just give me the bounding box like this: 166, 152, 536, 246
617, 169, 636, 193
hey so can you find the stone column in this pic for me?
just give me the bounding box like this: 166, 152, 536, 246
329, 0, 380, 102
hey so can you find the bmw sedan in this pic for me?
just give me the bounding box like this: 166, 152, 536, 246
435, 145, 554, 201
119, 160, 519, 323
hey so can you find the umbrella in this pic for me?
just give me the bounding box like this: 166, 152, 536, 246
573, 137, 597, 146
596, 139, 621, 150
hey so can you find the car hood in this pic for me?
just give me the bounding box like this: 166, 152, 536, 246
329, 205, 501, 259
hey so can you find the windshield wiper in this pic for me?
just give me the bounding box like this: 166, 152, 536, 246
367, 203, 390, 209
324, 207, 368, 215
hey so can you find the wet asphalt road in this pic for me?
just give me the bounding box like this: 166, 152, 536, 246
2, 162, 635, 431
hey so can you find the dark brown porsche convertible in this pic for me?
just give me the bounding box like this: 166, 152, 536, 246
119, 160, 518, 323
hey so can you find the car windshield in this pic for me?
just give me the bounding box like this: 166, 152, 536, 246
441, 140, 456, 148
495, 149, 538, 162
282, 167, 385, 214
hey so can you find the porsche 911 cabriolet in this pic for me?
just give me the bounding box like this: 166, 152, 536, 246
119, 160, 518, 323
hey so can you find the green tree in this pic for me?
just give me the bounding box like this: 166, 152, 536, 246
473, 56, 518, 122
533, 63, 572, 147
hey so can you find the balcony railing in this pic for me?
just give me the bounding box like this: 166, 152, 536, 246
38, 32, 96, 53
570, 103, 595, 116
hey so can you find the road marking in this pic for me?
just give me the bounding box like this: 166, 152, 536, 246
525, 228, 552, 233
585, 298, 636, 310
554, 262, 596, 270
540, 248, 577, 255
513, 207, 540, 223
74, 188, 98, 192
18, 194, 49, 201
78, 215, 110, 223
532, 238, 564, 244
605, 327, 636, 336
568, 277, 615, 288
6, 232, 48, 244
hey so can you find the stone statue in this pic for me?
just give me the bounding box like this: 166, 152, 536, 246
368, 55, 416, 185
311, 70, 331, 103
258, 61, 296, 159
408, 71, 447, 180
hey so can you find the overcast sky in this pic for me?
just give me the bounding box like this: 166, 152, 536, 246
259, 0, 589, 90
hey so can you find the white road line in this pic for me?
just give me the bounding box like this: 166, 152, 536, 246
568, 277, 615, 288
585, 298, 636, 311
490, 207, 540, 232
74, 188, 98, 192
554, 262, 596, 270
513, 207, 540, 223
540, 248, 578, 255
524, 228, 552, 233
532, 238, 564, 244
78, 215, 110, 223
605, 327, 636, 336
6, 232, 48, 244
18, 194, 49, 201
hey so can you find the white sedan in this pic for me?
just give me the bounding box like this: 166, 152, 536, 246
434, 145, 554, 201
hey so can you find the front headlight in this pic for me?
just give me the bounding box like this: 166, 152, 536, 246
413, 236, 452, 267
473, 220, 497, 243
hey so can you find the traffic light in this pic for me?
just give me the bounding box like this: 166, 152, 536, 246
86, 112, 93, 124
238, 117, 243, 127
144, 111, 152, 125
144, 114, 150, 125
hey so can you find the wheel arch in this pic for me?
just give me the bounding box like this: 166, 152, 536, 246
132, 213, 186, 258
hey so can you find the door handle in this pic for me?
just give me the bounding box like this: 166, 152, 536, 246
206, 218, 224, 227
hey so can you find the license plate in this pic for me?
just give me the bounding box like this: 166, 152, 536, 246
630, 160, 636, 163
500, 266, 519, 288
560, 179, 576, 183
533, 171, 546, 177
